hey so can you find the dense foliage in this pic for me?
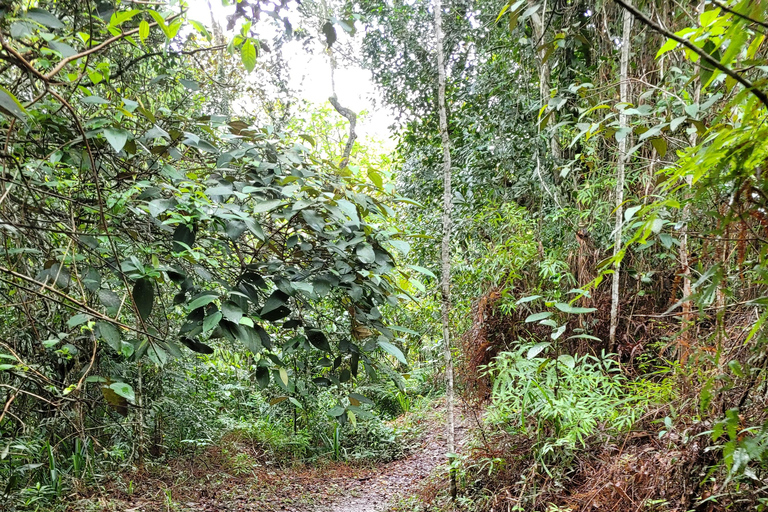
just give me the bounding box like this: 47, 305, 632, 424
3, 0, 768, 510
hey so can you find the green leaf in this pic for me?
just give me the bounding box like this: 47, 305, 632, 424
356, 244, 376, 264
132, 278, 154, 321
188, 294, 218, 310
551, 324, 566, 340
377, 338, 407, 365
172, 224, 195, 252
553, 303, 597, 314
656, 38, 679, 58
109, 382, 135, 403
515, 295, 541, 304
27, 8, 64, 29
48, 41, 76, 57
0, 86, 28, 120
104, 127, 129, 153
306, 328, 331, 352
179, 337, 214, 354
408, 265, 436, 279
527, 342, 551, 359
97, 321, 121, 352
81, 95, 109, 105
650, 137, 667, 158
567, 334, 602, 342
203, 311, 222, 332
241, 39, 257, 72
139, 20, 149, 42
624, 205, 642, 222
255, 366, 270, 388
558, 354, 575, 369
525, 311, 552, 322
278, 367, 289, 386
253, 199, 283, 213
67, 314, 90, 328
368, 168, 384, 188
349, 392, 373, 405
261, 290, 289, 317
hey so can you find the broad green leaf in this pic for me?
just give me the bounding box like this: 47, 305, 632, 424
356, 244, 376, 264
48, 40, 76, 57
104, 127, 129, 153
306, 328, 331, 352
525, 311, 552, 322
650, 137, 667, 158
554, 303, 597, 314
656, 38, 679, 58
27, 8, 64, 29
270, 396, 288, 405
377, 338, 407, 365
139, 20, 149, 42
241, 39, 257, 72
188, 294, 217, 310
81, 95, 109, 105
109, 382, 135, 403
527, 342, 551, 359
408, 265, 436, 279
368, 168, 384, 188
203, 311, 222, 332
67, 313, 90, 328
278, 367, 289, 386
0, 86, 28, 120
551, 324, 566, 340
253, 199, 283, 213
624, 205, 642, 222
558, 354, 575, 369
132, 278, 154, 321
255, 366, 270, 388
516, 295, 541, 304
97, 321, 121, 352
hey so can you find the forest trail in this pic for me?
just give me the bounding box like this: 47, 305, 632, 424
321, 403, 469, 512
75, 400, 468, 512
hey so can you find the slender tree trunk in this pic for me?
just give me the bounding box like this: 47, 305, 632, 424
433, 0, 456, 500
678, 0, 704, 364
609, 6, 632, 349
528, 0, 560, 161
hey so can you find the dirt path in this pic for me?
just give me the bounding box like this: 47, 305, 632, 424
323, 405, 469, 512
72, 401, 470, 512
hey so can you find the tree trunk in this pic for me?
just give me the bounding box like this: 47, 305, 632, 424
678, 0, 704, 363
528, 0, 560, 161
433, 0, 457, 500
609, 6, 632, 349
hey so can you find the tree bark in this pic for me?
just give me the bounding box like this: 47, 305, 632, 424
433, 0, 457, 500
678, 0, 705, 363
609, 5, 632, 349
528, 0, 560, 161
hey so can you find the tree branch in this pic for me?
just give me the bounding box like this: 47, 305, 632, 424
328, 95, 357, 169
613, 0, 768, 110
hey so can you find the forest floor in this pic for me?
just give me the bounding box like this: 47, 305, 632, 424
71, 399, 468, 512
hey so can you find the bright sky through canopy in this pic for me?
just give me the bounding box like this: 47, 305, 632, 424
186, 0, 395, 144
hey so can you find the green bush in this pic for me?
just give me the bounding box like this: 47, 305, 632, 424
486, 346, 647, 456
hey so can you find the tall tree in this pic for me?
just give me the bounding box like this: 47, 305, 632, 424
609, 5, 633, 348
433, 0, 457, 500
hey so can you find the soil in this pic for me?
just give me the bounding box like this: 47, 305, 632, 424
324, 402, 468, 512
